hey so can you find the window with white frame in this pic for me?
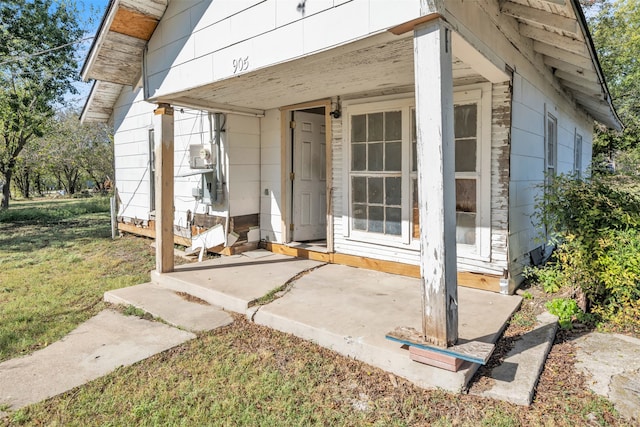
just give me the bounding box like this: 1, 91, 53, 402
345, 85, 491, 258
574, 131, 583, 178
350, 108, 404, 238
546, 112, 558, 182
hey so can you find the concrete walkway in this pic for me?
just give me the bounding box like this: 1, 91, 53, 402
470, 312, 558, 405
573, 332, 640, 422
0, 310, 195, 412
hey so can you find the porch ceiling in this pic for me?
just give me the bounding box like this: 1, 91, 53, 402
501, 0, 622, 130
155, 33, 489, 114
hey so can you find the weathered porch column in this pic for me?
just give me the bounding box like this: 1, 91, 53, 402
414, 19, 458, 347
153, 103, 175, 273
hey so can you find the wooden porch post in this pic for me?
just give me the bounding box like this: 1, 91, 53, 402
153, 103, 175, 273
414, 19, 458, 347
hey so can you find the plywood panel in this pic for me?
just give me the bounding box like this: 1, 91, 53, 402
111, 7, 159, 40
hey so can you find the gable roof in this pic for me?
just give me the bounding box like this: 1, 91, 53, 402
80, 0, 621, 130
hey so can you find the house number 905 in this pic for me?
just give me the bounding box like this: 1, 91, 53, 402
232, 56, 249, 74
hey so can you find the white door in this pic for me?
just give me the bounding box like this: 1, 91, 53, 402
292, 111, 327, 241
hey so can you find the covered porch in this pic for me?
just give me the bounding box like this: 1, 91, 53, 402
107, 249, 522, 392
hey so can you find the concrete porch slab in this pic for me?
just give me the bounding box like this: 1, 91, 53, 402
251, 263, 522, 392
151, 250, 324, 313
104, 282, 234, 332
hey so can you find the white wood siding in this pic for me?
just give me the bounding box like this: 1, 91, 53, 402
509, 73, 593, 276
145, 0, 421, 99
113, 88, 261, 227
226, 114, 261, 217
113, 87, 155, 221
260, 109, 283, 242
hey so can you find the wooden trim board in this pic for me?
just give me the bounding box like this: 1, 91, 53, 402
118, 222, 191, 247
266, 243, 503, 292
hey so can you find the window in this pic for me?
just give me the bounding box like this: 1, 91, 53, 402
574, 132, 583, 178
545, 112, 557, 182
350, 110, 403, 236
345, 85, 490, 257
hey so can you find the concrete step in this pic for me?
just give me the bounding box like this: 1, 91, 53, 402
104, 283, 233, 333
150, 269, 253, 314
150, 251, 325, 314
469, 311, 558, 405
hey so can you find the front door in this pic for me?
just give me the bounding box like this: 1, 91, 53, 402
292, 110, 327, 241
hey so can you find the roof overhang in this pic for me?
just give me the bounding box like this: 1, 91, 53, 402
501, 0, 622, 130
81, 0, 622, 131
80, 0, 168, 123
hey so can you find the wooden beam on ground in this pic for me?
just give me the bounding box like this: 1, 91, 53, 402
386, 326, 494, 365
413, 19, 458, 348
154, 103, 175, 273
117, 222, 191, 247
501, 2, 578, 35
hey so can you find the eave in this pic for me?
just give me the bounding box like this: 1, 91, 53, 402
501, 0, 622, 130
80, 0, 168, 123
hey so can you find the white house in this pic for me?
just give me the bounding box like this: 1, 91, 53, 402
81, 0, 620, 346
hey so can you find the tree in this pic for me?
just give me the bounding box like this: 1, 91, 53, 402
587, 0, 640, 159
0, 0, 83, 208
34, 110, 113, 195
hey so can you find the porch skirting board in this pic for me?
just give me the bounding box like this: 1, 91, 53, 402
266, 243, 503, 293
117, 221, 258, 256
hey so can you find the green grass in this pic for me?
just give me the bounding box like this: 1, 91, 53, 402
0, 198, 631, 426
0, 197, 156, 362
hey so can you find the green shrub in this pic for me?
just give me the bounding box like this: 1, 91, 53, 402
530, 174, 640, 330
546, 298, 582, 329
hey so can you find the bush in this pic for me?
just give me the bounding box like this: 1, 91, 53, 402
530, 174, 640, 330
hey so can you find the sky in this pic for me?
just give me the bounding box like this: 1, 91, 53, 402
67, 0, 110, 109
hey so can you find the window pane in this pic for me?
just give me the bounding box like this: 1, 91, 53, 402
385, 177, 401, 206
454, 104, 477, 138
386, 207, 402, 235
352, 176, 366, 203
368, 142, 383, 171
352, 144, 366, 171
352, 115, 366, 142
353, 204, 367, 230
368, 206, 384, 233
455, 139, 477, 172
368, 112, 383, 141
385, 111, 402, 141
368, 177, 383, 204
456, 179, 476, 213
385, 141, 402, 171
456, 212, 476, 245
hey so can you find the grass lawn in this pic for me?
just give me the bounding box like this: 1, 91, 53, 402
0, 198, 633, 426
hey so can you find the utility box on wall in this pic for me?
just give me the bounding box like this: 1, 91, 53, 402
189, 144, 215, 169
200, 171, 216, 205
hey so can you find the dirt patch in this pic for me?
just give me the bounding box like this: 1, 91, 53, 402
174, 292, 210, 305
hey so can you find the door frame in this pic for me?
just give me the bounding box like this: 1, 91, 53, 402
280, 98, 333, 251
